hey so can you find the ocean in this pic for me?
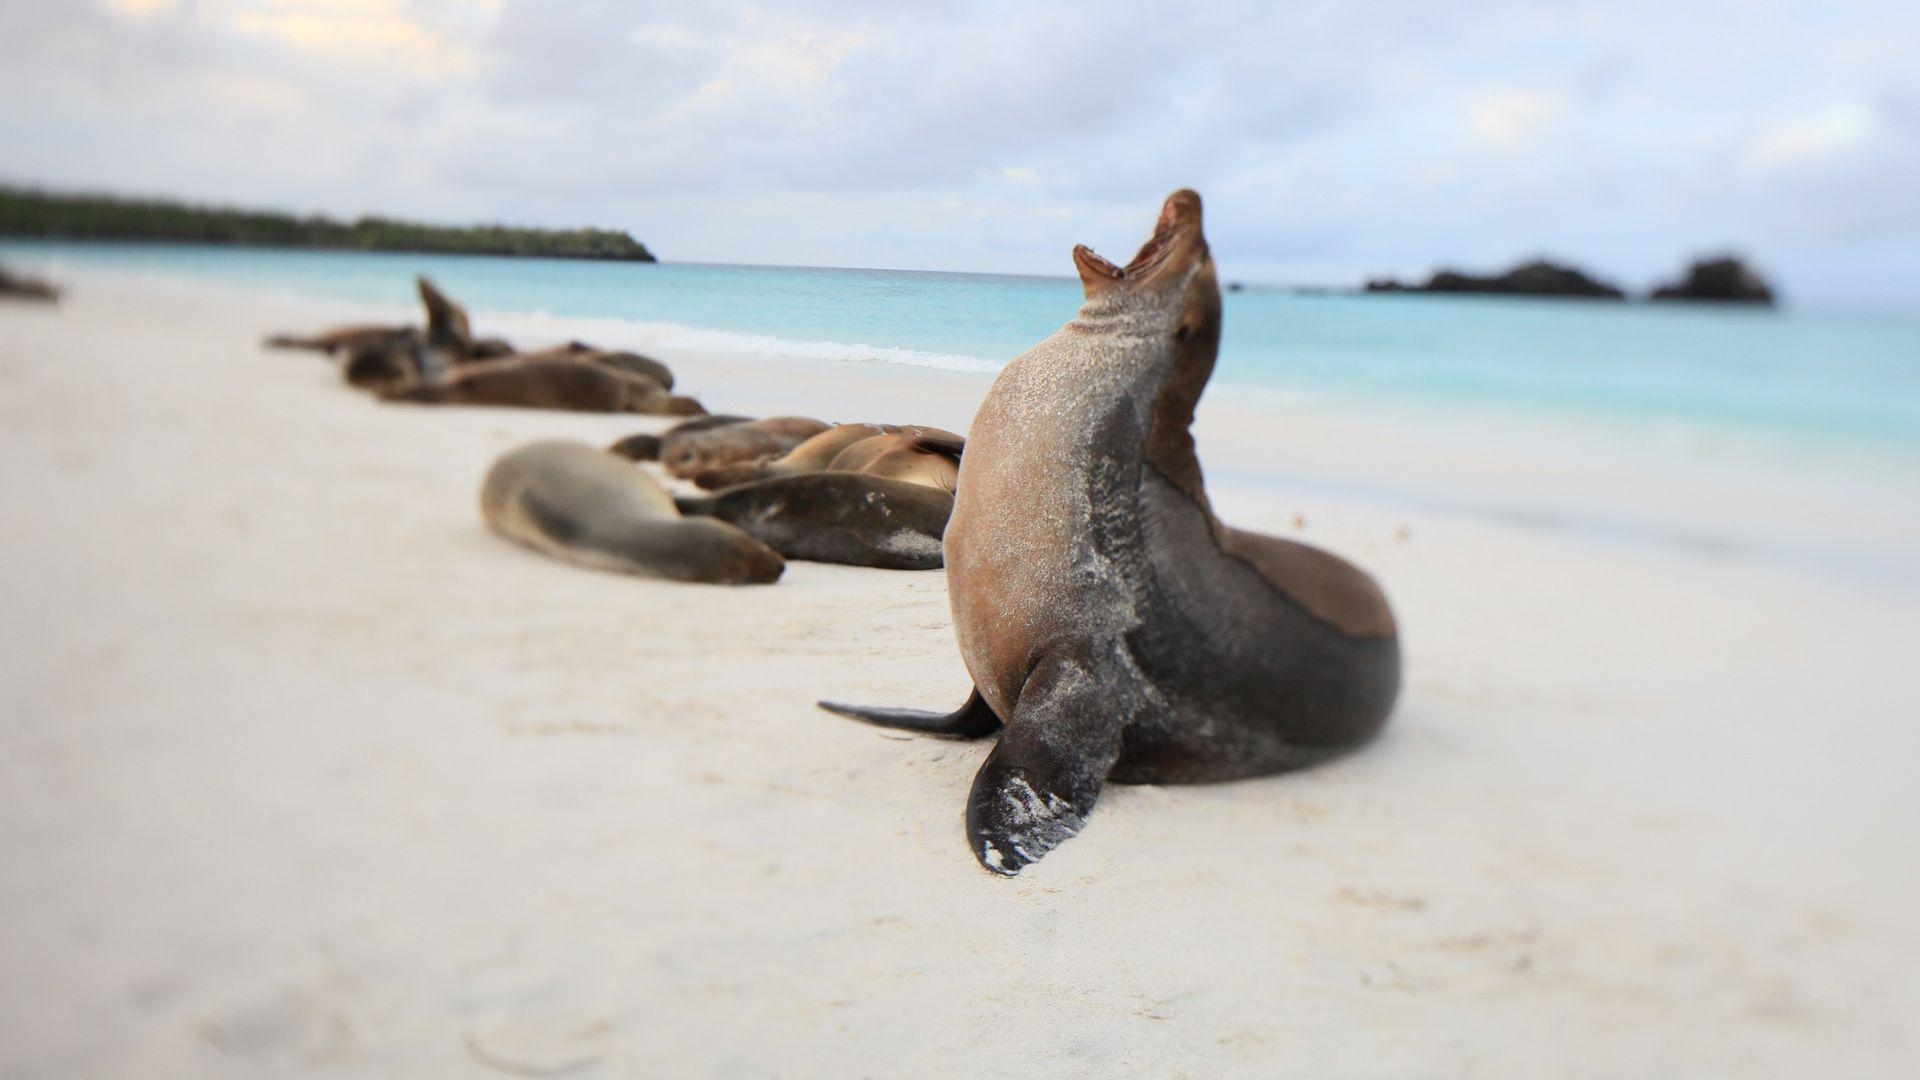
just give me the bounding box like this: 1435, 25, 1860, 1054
5, 240, 1918, 458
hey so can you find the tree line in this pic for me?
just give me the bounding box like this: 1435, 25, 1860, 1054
0, 186, 656, 262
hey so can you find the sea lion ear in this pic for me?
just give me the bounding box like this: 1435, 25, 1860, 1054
1072, 244, 1124, 300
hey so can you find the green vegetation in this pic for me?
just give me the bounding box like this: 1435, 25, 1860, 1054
0, 185, 656, 262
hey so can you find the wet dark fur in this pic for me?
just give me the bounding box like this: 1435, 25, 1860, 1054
677, 473, 953, 570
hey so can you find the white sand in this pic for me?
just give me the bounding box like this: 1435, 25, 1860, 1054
2, 270, 1917, 1077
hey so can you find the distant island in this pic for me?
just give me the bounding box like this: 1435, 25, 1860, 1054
1365, 255, 1775, 306
0, 186, 655, 262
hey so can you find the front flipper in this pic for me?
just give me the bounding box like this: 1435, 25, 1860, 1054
966, 653, 1129, 876
818, 687, 1000, 739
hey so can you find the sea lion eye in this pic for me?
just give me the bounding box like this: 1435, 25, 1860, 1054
1175, 324, 1192, 343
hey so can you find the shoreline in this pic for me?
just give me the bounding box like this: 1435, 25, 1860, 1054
2, 268, 1917, 1075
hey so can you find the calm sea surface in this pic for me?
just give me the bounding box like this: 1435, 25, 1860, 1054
6, 241, 1918, 457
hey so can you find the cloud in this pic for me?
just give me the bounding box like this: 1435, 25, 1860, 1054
2, 0, 1918, 298
1741, 103, 1878, 173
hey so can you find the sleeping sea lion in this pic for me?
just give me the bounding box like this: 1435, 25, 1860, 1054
506, 345, 676, 391
690, 424, 963, 489
341, 329, 425, 390
482, 441, 783, 584
820, 190, 1400, 875
659, 417, 832, 479
265, 324, 413, 354
380, 357, 704, 415
608, 415, 755, 461
820, 432, 961, 492
676, 474, 954, 571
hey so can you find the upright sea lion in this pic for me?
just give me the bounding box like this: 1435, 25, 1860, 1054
676, 474, 954, 570
381, 357, 705, 415
820, 191, 1400, 875
416, 276, 475, 372
608, 415, 754, 461
482, 441, 783, 584
659, 417, 832, 479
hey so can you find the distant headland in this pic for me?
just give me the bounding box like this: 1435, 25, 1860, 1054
0, 185, 655, 263
1364, 255, 1775, 306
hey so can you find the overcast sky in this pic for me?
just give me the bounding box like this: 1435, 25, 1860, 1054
2, 0, 1916, 300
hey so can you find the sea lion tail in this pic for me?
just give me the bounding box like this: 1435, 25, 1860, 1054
817, 688, 1000, 739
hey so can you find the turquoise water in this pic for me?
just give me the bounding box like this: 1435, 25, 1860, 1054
6, 240, 1918, 454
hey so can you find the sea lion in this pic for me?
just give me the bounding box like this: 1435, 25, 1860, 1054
0, 265, 60, 303
265, 324, 412, 354
608, 415, 754, 461
471, 337, 516, 360
659, 417, 832, 479
676, 473, 953, 570
341, 329, 425, 390
819, 431, 961, 492
482, 440, 783, 584
689, 423, 964, 489
585, 351, 675, 390
690, 422, 893, 488
820, 190, 1400, 875
506, 344, 676, 390
381, 357, 705, 415
416, 276, 475, 371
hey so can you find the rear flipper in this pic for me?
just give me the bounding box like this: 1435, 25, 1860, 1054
966, 649, 1129, 876
818, 687, 1000, 739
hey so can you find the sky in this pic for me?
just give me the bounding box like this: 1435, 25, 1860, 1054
1, 0, 1917, 301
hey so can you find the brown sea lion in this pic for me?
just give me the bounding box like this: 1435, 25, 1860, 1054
818, 431, 960, 492
820, 190, 1400, 876
659, 417, 832, 479
690, 422, 893, 488
0, 265, 60, 303
691, 424, 963, 489
482, 441, 783, 584
608, 415, 755, 461
676, 474, 953, 571
341, 329, 425, 390
380, 357, 705, 415
504, 345, 675, 390
265, 324, 413, 354
410, 274, 470, 372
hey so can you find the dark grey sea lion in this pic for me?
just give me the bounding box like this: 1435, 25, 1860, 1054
820, 190, 1400, 875
380, 357, 704, 415
676, 473, 954, 570
608, 415, 755, 461
482, 440, 783, 584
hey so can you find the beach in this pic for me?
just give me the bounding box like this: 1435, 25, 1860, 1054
2, 269, 1918, 1076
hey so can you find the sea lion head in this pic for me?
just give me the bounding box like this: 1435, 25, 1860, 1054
1070, 189, 1220, 359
